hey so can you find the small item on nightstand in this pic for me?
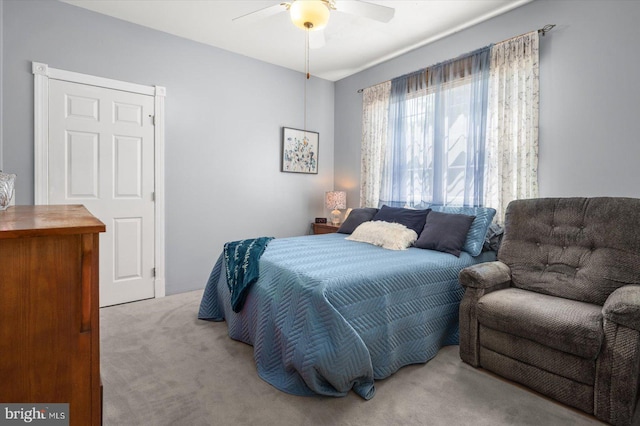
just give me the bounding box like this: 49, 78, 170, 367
315, 217, 327, 224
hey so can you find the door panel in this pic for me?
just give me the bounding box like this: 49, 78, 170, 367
66, 131, 99, 198
66, 94, 99, 120
114, 217, 142, 280
49, 79, 155, 307
114, 135, 143, 198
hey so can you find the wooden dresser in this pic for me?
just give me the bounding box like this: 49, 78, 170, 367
0, 205, 105, 426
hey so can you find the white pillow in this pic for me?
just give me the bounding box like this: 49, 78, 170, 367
346, 220, 418, 250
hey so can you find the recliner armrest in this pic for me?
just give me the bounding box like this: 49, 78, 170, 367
603, 285, 640, 331
459, 261, 511, 290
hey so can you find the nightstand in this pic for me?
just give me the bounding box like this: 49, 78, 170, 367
312, 223, 340, 235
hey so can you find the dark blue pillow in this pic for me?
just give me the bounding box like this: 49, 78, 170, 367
337, 208, 379, 234
414, 211, 475, 256
372, 205, 431, 236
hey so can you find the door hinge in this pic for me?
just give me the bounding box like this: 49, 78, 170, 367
149, 115, 155, 126
152, 267, 156, 277
151, 191, 155, 201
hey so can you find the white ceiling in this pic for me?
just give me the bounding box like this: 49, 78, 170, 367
60, 0, 533, 81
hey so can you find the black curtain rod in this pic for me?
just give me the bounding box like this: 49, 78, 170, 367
356, 24, 556, 94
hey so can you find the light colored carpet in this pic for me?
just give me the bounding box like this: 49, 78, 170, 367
100, 290, 605, 426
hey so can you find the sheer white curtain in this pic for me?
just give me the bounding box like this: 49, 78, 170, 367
360, 81, 391, 208
486, 31, 540, 223
380, 47, 491, 209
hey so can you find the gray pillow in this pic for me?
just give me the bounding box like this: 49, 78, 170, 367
415, 211, 475, 256
337, 208, 379, 234
431, 206, 496, 256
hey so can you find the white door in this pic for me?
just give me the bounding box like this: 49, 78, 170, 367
48, 79, 156, 307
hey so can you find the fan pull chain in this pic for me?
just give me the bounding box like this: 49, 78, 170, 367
305, 21, 311, 80
303, 23, 311, 133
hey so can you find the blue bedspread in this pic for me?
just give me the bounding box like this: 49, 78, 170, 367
199, 233, 495, 399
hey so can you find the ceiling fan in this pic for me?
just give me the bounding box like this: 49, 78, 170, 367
233, 0, 395, 48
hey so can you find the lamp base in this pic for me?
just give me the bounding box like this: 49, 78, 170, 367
330, 209, 341, 226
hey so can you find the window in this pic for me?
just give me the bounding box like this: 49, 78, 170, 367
362, 32, 539, 224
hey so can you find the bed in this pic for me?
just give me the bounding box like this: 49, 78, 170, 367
199, 206, 496, 399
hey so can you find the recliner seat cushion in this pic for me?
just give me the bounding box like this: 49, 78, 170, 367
477, 288, 603, 359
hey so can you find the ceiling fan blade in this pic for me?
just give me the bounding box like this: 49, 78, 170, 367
335, 0, 395, 23
309, 30, 326, 49
232, 3, 286, 24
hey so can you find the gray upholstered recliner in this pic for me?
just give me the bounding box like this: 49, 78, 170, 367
459, 198, 640, 426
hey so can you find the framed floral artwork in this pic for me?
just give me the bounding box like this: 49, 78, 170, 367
281, 127, 319, 174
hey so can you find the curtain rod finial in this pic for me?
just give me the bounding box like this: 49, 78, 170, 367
539, 24, 556, 36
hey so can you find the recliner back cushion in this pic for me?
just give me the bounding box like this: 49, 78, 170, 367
498, 197, 640, 305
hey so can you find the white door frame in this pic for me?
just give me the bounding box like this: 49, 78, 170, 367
32, 61, 166, 299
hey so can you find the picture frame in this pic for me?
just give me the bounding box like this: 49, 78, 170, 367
281, 127, 319, 174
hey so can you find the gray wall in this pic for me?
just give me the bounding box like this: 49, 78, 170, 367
4, 0, 640, 296
2, 0, 335, 294
335, 0, 640, 207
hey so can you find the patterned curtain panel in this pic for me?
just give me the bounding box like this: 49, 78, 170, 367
380, 47, 492, 208
360, 81, 391, 208
486, 31, 540, 224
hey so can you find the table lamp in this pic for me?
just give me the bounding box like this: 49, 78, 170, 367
325, 191, 346, 225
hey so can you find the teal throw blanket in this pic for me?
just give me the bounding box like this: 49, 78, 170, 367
223, 237, 274, 312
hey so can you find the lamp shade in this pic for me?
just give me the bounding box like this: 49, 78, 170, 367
290, 0, 330, 31
325, 191, 346, 210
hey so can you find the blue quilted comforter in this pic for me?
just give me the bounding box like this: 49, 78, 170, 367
199, 233, 495, 399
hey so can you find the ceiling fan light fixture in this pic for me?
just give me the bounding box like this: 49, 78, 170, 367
289, 0, 330, 31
